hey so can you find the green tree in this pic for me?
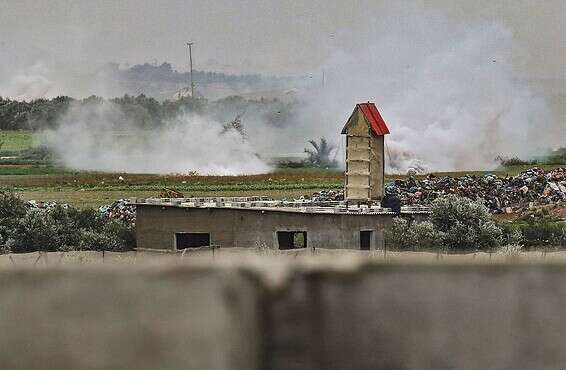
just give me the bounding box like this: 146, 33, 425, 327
304, 138, 338, 167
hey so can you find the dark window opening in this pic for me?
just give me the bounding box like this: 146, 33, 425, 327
360, 230, 373, 250
175, 233, 210, 249
277, 231, 307, 250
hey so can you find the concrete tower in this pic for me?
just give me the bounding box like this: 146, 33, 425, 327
341, 102, 390, 202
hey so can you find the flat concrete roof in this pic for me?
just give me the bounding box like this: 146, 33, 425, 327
133, 197, 431, 215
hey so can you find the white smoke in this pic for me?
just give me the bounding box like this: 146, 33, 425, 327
43, 101, 270, 175
299, 7, 561, 172
0, 44, 122, 101
5, 5, 563, 174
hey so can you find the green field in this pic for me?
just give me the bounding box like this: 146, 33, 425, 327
0, 129, 565, 208
0, 131, 36, 152
3, 164, 565, 208
1, 168, 343, 208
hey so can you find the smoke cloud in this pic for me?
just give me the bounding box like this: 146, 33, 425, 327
4, 4, 564, 174
0, 45, 123, 101
44, 102, 270, 175
301, 7, 561, 172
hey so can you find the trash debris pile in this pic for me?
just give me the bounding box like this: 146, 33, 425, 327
26, 200, 70, 211
308, 189, 345, 202
98, 199, 136, 225
26, 199, 136, 224
386, 167, 566, 214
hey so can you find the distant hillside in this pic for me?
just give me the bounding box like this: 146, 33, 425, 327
105, 62, 303, 101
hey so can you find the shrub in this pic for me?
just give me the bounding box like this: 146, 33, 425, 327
387, 218, 412, 250
10, 209, 68, 253
99, 220, 136, 252
387, 218, 442, 251
0, 191, 135, 253
495, 155, 537, 166
387, 196, 503, 251
78, 229, 124, 251
502, 216, 566, 248
498, 244, 523, 256
431, 196, 502, 250
0, 191, 27, 242
408, 221, 441, 250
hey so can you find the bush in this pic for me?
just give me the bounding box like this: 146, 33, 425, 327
497, 244, 523, 256
495, 155, 537, 166
10, 209, 72, 253
542, 147, 566, 165
387, 195, 503, 251
0, 191, 27, 246
0, 191, 135, 253
387, 218, 411, 250
431, 196, 502, 250
388, 218, 440, 250
502, 216, 566, 248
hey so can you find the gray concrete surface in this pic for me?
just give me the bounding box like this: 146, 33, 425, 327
273, 264, 566, 370
136, 205, 396, 251
0, 267, 263, 370
2, 261, 566, 369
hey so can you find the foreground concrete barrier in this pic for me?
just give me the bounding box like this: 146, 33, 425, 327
270, 264, 566, 370
3, 262, 566, 369
0, 268, 263, 370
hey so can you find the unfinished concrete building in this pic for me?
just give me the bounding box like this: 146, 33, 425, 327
135, 102, 428, 252
135, 198, 430, 251
342, 102, 390, 202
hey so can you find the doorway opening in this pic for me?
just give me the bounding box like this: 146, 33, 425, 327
360, 230, 373, 250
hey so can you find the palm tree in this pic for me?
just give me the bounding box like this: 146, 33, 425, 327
304, 137, 337, 167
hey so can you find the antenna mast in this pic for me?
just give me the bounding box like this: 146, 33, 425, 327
186, 42, 194, 98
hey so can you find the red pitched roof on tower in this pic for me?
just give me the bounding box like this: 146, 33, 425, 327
341, 102, 390, 136
358, 102, 390, 135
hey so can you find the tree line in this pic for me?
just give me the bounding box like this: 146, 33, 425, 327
0, 94, 297, 131
117, 62, 287, 86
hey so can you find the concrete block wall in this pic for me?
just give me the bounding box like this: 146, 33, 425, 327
2, 263, 566, 369
136, 205, 394, 251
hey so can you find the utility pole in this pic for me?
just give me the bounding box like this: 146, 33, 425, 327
186, 42, 194, 98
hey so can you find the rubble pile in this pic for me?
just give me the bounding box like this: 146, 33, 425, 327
386, 167, 566, 214
26, 199, 137, 224
26, 200, 70, 211
99, 199, 136, 225
309, 190, 345, 202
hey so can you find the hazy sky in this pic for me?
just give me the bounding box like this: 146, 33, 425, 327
2, 0, 566, 77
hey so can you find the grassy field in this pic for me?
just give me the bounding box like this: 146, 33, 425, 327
2, 169, 343, 207
5, 165, 565, 208
0, 130, 346, 207
2, 164, 565, 208
0, 130, 564, 208
0, 131, 36, 152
